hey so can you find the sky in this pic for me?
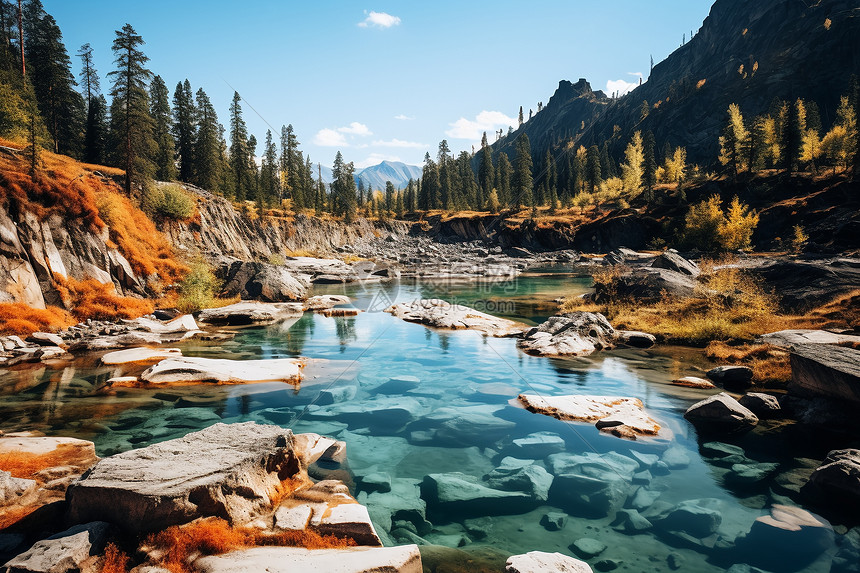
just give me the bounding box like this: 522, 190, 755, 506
43, 0, 714, 170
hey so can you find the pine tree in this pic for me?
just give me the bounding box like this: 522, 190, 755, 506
260, 129, 279, 206
228, 91, 249, 200
331, 151, 357, 222
25, 6, 83, 156
783, 98, 806, 173
385, 181, 395, 214
599, 141, 616, 179
478, 131, 494, 207
77, 43, 105, 164
438, 139, 453, 210
192, 88, 224, 193
642, 130, 656, 200
718, 103, 749, 181
108, 23, 154, 193
513, 135, 533, 208
518, 106, 524, 127
585, 145, 601, 192
496, 152, 512, 207
149, 75, 175, 181
172, 79, 196, 182
420, 153, 439, 209
82, 93, 106, 164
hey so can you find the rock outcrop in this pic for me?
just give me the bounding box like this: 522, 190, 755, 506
2, 522, 112, 573
197, 301, 304, 325
789, 344, 860, 405
803, 449, 860, 511
217, 259, 310, 302
518, 313, 617, 357
139, 356, 304, 386
385, 299, 526, 337
66, 422, 302, 531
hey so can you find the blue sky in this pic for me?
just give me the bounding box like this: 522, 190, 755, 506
44, 0, 713, 169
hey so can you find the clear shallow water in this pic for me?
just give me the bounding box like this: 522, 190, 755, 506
1, 270, 858, 572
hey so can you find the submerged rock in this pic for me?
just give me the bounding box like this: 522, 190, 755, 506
505, 551, 593, 573
571, 537, 606, 559
683, 393, 758, 434
518, 394, 662, 439
385, 299, 526, 337
421, 472, 533, 515
194, 545, 423, 573
517, 312, 616, 357
140, 356, 303, 385
654, 498, 723, 538
66, 422, 302, 532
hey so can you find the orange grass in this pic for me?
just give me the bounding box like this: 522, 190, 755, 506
705, 341, 792, 384
0, 505, 39, 530
53, 276, 154, 322
0, 444, 94, 480
96, 190, 188, 285
146, 517, 354, 573
0, 302, 74, 335
99, 543, 129, 573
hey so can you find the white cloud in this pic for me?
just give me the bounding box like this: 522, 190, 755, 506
372, 138, 426, 149
445, 110, 517, 141
606, 72, 643, 97
358, 11, 401, 28
338, 122, 372, 136
354, 153, 403, 169
394, 114, 414, 121
313, 128, 349, 147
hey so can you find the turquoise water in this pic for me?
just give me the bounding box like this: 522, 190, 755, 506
1, 270, 857, 572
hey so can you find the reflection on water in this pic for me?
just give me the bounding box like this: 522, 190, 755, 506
1, 270, 857, 572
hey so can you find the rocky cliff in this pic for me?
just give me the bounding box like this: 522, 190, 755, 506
492, 0, 860, 167
164, 186, 408, 262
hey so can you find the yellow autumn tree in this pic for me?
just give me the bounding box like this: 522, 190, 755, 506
719, 196, 759, 250
621, 131, 644, 195
718, 103, 749, 180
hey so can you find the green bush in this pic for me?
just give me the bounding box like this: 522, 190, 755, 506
176, 261, 220, 313
146, 184, 196, 220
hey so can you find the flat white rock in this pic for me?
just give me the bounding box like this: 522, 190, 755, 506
194, 545, 422, 573
385, 299, 525, 337
506, 551, 593, 573
141, 356, 303, 385
100, 347, 182, 365
518, 394, 661, 438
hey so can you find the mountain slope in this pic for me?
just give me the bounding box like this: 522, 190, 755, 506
492, 0, 860, 168
356, 161, 422, 191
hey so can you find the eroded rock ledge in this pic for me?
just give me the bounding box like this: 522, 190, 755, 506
518, 394, 663, 440
385, 299, 527, 338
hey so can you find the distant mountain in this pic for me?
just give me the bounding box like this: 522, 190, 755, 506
487, 0, 860, 168
356, 161, 422, 191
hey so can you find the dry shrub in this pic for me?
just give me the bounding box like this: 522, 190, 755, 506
268, 477, 307, 508
284, 249, 320, 258
146, 517, 354, 573
54, 276, 154, 322
0, 302, 74, 335
705, 341, 792, 384
100, 543, 129, 573
582, 260, 788, 345
96, 190, 187, 285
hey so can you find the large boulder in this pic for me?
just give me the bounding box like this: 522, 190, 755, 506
197, 301, 304, 325
546, 452, 637, 518
789, 344, 860, 405
803, 449, 860, 511
505, 551, 593, 573
706, 365, 754, 390
737, 392, 781, 419
734, 504, 835, 571
2, 522, 112, 573
66, 423, 304, 532
385, 299, 526, 337
594, 268, 697, 302
518, 313, 617, 357
683, 393, 758, 434
218, 260, 310, 302
651, 251, 700, 277
194, 545, 423, 573
518, 394, 662, 439
758, 329, 860, 348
